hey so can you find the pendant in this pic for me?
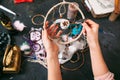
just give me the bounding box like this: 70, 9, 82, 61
54, 18, 70, 29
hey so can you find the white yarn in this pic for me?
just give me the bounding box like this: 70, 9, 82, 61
20, 42, 30, 51
58, 37, 87, 64
58, 44, 77, 64
13, 20, 26, 31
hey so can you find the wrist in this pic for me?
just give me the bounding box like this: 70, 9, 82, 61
47, 52, 58, 59
47, 55, 59, 64
89, 41, 102, 55
88, 40, 99, 48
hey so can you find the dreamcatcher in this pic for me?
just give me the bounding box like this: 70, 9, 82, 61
43, 0, 85, 44
30, 0, 88, 71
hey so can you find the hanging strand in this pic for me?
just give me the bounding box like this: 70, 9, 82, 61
59, 3, 66, 18
51, 9, 55, 22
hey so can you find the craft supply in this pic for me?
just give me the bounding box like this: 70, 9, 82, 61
3, 45, 21, 73
69, 24, 83, 37
67, 2, 79, 21
32, 43, 41, 52
54, 18, 70, 29
30, 28, 42, 41
31, 14, 45, 25
58, 38, 87, 64
13, 20, 26, 31
20, 42, 31, 55
61, 52, 84, 71
0, 5, 16, 16
14, 0, 33, 4
0, 12, 14, 30
29, 28, 46, 60
20, 42, 30, 50
26, 1, 87, 71
43, 1, 85, 44
59, 4, 66, 18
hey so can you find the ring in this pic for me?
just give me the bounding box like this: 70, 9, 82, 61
31, 14, 45, 25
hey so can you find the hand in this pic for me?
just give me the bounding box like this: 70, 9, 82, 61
82, 19, 99, 47
45, 21, 63, 38
42, 21, 59, 59
82, 20, 111, 78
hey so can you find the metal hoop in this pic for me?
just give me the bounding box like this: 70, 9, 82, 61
70, 52, 80, 63
32, 14, 45, 25
61, 52, 84, 71
43, 1, 85, 44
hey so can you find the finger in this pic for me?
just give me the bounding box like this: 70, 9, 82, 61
45, 21, 49, 28
49, 24, 56, 30
51, 25, 59, 37
43, 21, 49, 29
82, 22, 91, 32
47, 24, 56, 36
85, 19, 97, 26
56, 30, 63, 38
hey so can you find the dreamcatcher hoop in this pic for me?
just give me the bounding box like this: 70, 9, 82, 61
43, 1, 85, 44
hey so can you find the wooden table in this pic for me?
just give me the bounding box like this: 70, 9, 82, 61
109, 0, 120, 21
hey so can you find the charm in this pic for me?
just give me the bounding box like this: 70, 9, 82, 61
32, 43, 41, 52
28, 27, 46, 61
54, 18, 70, 29
30, 29, 42, 41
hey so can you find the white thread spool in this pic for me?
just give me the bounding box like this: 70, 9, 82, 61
67, 2, 79, 21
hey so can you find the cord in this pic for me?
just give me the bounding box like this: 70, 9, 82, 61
59, 3, 66, 17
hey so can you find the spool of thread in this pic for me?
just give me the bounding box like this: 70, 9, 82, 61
67, 2, 79, 21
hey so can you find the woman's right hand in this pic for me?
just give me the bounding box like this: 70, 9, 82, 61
82, 19, 99, 47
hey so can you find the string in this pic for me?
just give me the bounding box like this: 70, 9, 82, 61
59, 2, 66, 17
51, 9, 55, 22
99, 28, 115, 37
